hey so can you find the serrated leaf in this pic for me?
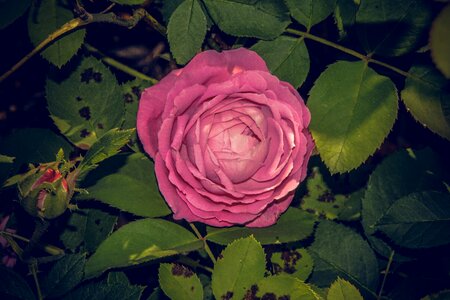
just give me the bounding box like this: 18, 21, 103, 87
327, 278, 363, 300
362, 148, 446, 235
78, 128, 134, 176
355, 0, 433, 56
334, 0, 358, 39
270, 248, 314, 281
285, 0, 336, 29
401, 64, 450, 140
309, 221, 378, 296
203, 0, 290, 39
168, 0, 207, 64
206, 207, 315, 245
28, 0, 85, 67
78, 153, 170, 218
110, 0, 146, 5
159, 263, 203, 300
0, 0, 31, 29
430, 4, 450, 78
46, 56, 125, 149
254, 275, 320, 300
308, 60, 398, 174
212, 236, 265, 300
42, 253, 86, 298
376, 191, 450, 248
0, 128, 73, 172
60, 208, 117, 252
251, 35, 310, 88
0, 266, 36, 300
84, 219, 203, 278
63, 277, 143, 300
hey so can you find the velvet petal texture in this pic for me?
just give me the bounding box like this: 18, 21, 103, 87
137, 48, 314, 227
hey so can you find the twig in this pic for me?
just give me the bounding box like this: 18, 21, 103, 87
377, 250, 395, 300
29, 260, 43, 300
189, 223, 217, 265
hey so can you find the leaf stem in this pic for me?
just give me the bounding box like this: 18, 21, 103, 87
84, 43, 158, 83
189, 223, 217, 265
178, 255, 214, 273
30, 260, 43, 300
377, 250, 395, 300
0, 230, 64, 256
286, 28, 415, 80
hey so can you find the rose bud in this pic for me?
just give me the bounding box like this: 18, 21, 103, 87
137, 48, 314, 227
18, 167, 69, 219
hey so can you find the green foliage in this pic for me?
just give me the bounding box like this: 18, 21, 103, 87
0, 266, 36, 300
251, 35, 310, 88
0, 0, 31, 29
308, 60, 398, 174
333, 0, 358, 39
285, 0, 336, 29
309, 221, 379, 295
355, 0, 433, 56
0, 154, 14, 185
159, 263, 203, 300
203, 0, 290, 39
401, 64, 450, 140
255, 275, 320, 299
46, 57, 125, 149
60, 208, 117, 252
28, 0, 85, 67
42, 253, 86, 298
327, 278, 363, 300
168, 0, 207, 64
84, 219, 203, 278
206, 207, 316, 245
270, 248, 314, 281
78, 153, 170, 217
430, 5, 450, 79
376, 191, 450, 248
211, 236, 266, 300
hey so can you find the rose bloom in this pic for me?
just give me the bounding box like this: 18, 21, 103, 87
137, 48, 313, 227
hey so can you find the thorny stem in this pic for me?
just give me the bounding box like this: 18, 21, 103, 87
377, 250, 395, 300
30, 260, 43, 300
0, 230, 64, 256
189, 223, 217, 265
84, 43, 158, 83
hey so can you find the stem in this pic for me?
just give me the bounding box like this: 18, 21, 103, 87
30, 260, 43, 300
178, 255, 213, 273
22, 219, 50, 261
84, 43, 158, 84
143, 12, 167, 36
377, 250, 395, 300
189, 223, 217, 265
0, 230, 64, 256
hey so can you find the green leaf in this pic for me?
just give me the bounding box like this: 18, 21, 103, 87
42, 253, 86, 298
159, 263, 203, 300
431, 4, 450, 78
308, 60, 398, 174
46, 56, 125, 149
285, 0, 336, 29
376, 191, 450, 248
28, 0, 85, 67
309, 221, 378, 296
168, 0, 207, 64
355, 0, 433, 56
203, 0, 290, 39
63, 276, 143, 300
78, 128, 135, 176
0, 128, 73, 172
421, 290, 450, 300
60, 208, 117, 252
334, 0, 358, 39
270, 248, 314, 281
0, 155, 15, 186
206, 207, 315, 245
362, 148, 446, 235
0, 0, 31, 29
84, 218, 203, 278
78, 153, 170, 218
401, 64, 450, 140
327, 278, 363, 300
251, 35, 310, 88
254, 275, 320, 300
110, 0, 146, 5
0, 266, 36, 300
161, 0, 185, 22
212, 236, 266, 300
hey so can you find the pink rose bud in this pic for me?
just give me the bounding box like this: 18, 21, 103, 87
137, 48, 314, 227
18, 167, 69, 219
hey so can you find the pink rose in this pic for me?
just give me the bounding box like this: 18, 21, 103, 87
137, 48, 313, 227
